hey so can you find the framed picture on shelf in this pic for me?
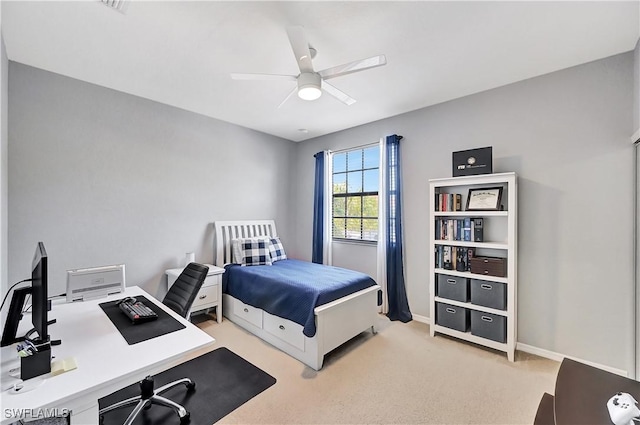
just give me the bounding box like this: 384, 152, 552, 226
466, 187, 503, 211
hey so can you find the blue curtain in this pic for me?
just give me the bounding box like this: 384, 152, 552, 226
312, 152, 325, 264
385, 135, 412, 322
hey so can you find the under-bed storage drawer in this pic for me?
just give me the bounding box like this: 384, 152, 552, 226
232, 298, 262, 328
263, 312, 305, 351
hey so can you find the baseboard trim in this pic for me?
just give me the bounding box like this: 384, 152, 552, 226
412, 314, 430, 324
418, 316, 628, 376
516, 343, 629, 377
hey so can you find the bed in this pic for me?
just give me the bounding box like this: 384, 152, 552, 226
214, 220, 381, 370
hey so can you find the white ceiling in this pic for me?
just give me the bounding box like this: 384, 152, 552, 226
2, 1, 639, 142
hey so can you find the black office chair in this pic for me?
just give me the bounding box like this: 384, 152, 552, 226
99, 262, 209, 425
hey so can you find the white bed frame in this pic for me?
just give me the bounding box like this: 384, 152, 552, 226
214, 220, 380, 370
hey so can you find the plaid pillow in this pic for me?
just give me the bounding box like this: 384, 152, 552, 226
269, 237, 287, 262
240, 238, 272, 266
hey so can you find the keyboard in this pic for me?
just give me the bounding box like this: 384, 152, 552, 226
118, 298, 158, 324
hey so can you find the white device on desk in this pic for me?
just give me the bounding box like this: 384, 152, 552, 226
66, 264, 126, 302
607, 392, 640, 425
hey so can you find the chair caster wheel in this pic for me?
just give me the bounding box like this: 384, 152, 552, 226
180, 412, 191, 424
186, 381, 196, 391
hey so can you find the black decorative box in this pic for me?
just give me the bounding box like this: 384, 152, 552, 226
452, 147, 493, 177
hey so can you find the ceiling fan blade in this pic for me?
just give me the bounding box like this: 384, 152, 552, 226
286, 26, 314, 73
277, 86, 298, 109
322, 81, 356, 106
231, 73, 297, 81
319, 55, 387, 80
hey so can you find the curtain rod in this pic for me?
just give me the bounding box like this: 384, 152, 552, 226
330, 140, 381, 154
328, 135, 404, 154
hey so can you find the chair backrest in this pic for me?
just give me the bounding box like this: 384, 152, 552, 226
163, 262, 209, 318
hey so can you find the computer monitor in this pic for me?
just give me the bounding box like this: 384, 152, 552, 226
30, 242, 48, 343
0, 242, 50, 346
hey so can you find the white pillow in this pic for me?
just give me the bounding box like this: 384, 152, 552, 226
269, 237, 287, 262
231, 237, 273, 266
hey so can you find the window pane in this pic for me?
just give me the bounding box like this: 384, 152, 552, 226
333, 153, 346, 173
362, 195, 378, 217
347, 171, 362, 193
346, 218, 362, 239
363, 219, 378, 241
363, 146, 379, 169
333, 218, 345, 238
346, 196, 362, 217
333, 173, 346, 194
363, 169, 379, 192
347, 150, 362, 171
333, 197, 345, 217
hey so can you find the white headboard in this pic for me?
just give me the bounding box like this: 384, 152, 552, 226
213, 220, 278, 266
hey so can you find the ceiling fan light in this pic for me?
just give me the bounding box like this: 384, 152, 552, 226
297, 72, 322, 101
298, 85, 322, 100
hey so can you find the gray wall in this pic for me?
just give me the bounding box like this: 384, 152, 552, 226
8, 62, 296, 300
293, 52, 635, 373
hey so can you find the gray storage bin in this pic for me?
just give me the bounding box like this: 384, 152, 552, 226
470, 310, 506, 343
437, 274, 469, 302
436, 302, 469, 332
470, 280, 507, 310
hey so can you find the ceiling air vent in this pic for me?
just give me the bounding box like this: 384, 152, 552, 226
100, 0, 128, 13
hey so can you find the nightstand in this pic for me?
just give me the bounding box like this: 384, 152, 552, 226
165, 264, 224, 323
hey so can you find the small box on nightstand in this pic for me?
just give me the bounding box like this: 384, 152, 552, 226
166, 264, 224, 323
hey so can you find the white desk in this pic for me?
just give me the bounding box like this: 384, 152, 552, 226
0, 286, 215, 424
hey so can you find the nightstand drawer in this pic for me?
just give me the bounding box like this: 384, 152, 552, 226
191, 284, 218, 309
202, 274, 220, 288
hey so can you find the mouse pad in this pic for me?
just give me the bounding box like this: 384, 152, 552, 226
99, 296, 186, 345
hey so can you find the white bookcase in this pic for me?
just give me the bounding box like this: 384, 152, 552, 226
429, 172, 517, 361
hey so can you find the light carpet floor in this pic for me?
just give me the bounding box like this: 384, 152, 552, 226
194, 314, 559, 424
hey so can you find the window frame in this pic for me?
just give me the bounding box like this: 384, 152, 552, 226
331, 144, 380, 243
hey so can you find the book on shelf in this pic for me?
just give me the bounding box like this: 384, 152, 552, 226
435, 192, 462, 212
443, 246, 452, 270
463, 217, 471, 241
456, 247, 466, 272
472, 218, 484, 242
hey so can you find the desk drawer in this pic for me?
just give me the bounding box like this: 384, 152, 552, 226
232, 298, 262, 328
263, 312, 305, 351
191, 285, 218, 309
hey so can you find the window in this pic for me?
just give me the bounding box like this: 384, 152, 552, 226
332, 145, 379, 241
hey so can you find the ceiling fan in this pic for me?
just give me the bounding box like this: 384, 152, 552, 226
231, 26, 387, 108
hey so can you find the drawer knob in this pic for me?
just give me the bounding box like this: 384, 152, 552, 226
243, 308, 249, 313
481, 316, 493, 322
446, 279, 456, 284
445, 308, 456, 314
199, 295, 207, 299
480, 284, 493, 290
279, 325, 285, 330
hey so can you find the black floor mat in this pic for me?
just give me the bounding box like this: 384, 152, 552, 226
99, 347, 276, 425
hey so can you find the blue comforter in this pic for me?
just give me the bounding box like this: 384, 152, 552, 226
223, 259, 378, 337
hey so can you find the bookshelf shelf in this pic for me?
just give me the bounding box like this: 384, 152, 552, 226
429, 172, 517, 361
434, 240, 508, 250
